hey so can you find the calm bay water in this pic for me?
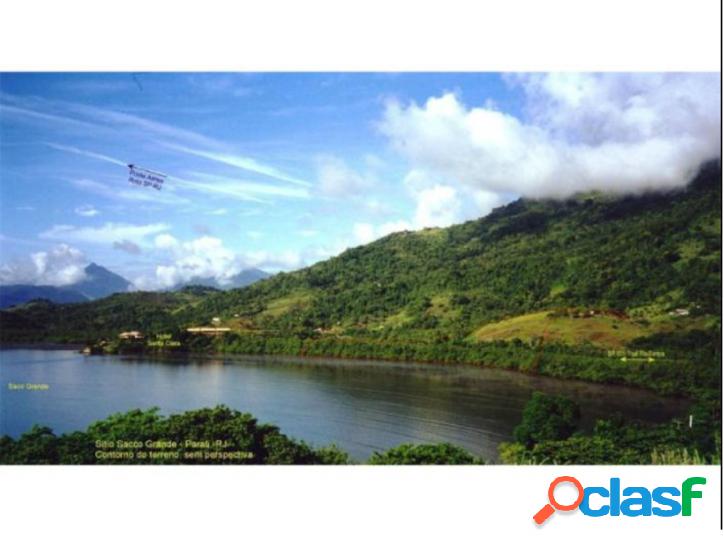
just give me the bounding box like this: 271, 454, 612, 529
0, 349, 688, 461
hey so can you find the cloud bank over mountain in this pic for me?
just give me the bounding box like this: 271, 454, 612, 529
379, 73, 721, 228
0, 244, 88, 286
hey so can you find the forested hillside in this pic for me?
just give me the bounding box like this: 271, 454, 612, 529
191, 160, 720, 341
1, 161, 720, 396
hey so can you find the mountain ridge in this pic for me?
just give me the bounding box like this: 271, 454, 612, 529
1, 160, 720, 351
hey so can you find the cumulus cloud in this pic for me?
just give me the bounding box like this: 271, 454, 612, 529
354, 74, 720, 241
154, 233, 180, 250
380, 73, 721, 202
412, 185, 462, 229
0, 244, 88, 286
317, 156, 376, 197
353, 220, 413, 245
396, 169, 507, 231
133, 232, 353, 289
142, 234, 299, 289
140, 235, 240, 289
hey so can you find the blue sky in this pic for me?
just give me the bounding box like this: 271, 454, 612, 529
0, 72, 719, 289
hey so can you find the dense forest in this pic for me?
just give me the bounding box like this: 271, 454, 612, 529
1, 161, 721, 401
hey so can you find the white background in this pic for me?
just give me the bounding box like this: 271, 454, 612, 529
0, 466, 720, 543
0, 1, 721, 544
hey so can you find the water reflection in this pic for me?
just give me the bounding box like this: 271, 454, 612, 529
0, 350, 689, 461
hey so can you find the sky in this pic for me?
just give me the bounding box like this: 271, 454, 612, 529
0, 72, 720, 290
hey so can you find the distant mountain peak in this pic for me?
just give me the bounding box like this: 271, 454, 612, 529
75, 263, 132, 299
0, 263, 132, 308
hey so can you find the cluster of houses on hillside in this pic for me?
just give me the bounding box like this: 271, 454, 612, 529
117, 317, 231, 341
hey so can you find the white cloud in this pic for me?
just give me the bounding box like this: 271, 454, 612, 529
353, 220, 412, 245
63, 101, 220, 149
48, 143, 128, 167
412, 185, 461, 229
154, 233, 179, 249
0, 244, 88, 286
177, 172, 309, 201
400, 169, 506, 230
1, 92, 219, 149
74, 204, 100, 217
133, 232, 353, 289
243, 249, 305, 272
317, 156, 375, 197
353, 223, 376, 245
0, 103, 98, 131
148, 235, 240, 289
380, 74, 721, 202
40, 222, 170, 245
165, 144, 312, 187
139, 234, 258, 289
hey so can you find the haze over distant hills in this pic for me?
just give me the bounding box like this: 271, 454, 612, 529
0, 264, 271, 309
170, 268, 270, 291
0, 285, 90, 309
0, 263, 131, 309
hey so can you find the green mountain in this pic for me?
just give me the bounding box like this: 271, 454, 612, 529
189, 160, 722, 340
1, 161, 720, 396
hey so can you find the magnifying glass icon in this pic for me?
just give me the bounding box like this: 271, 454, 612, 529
533, 476, 584, 525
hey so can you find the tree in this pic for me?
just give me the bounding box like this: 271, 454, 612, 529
514, 392, 581, 448
368, 443, 483, 465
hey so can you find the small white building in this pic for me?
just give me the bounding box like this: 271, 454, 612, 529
186, 327, 231, 336
119, 330, 144, 340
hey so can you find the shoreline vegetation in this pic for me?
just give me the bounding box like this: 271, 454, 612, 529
1, 396, 719, 465
1, 332, 714, 402
0, 335, 713, 403
74, 326, 719, 399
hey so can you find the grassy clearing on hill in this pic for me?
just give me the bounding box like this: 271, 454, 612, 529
468, 310, 699, 349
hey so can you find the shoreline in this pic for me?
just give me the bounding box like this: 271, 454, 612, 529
0, 342, 85, 351
0, 341, 701, 401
